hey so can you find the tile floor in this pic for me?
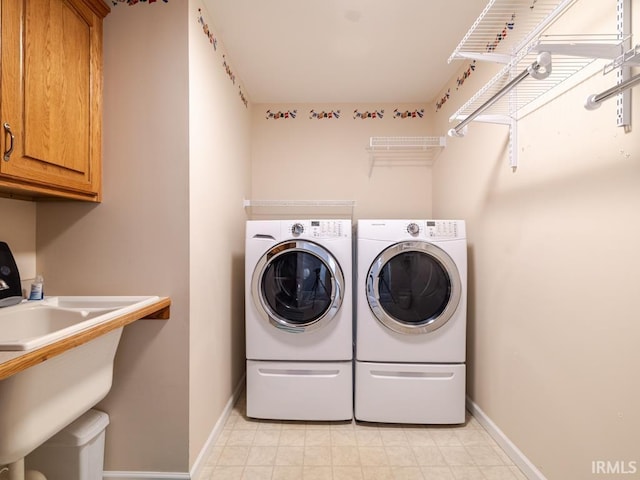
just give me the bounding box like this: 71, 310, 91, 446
200, 392, 527, 480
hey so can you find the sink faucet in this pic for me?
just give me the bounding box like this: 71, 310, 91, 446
0, 279, 9, 290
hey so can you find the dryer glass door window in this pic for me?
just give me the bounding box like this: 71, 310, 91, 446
253, 241, 344, 332
367, 241, 461, 334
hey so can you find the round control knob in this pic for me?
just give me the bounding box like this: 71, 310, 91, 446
407, 222, 420, 236
291, 223, 304, 236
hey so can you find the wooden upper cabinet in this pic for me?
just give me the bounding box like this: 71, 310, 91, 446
0, 0, 109, 201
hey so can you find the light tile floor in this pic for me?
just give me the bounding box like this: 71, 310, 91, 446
201, 393, 528, 480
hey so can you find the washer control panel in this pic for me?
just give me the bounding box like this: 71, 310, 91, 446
287, 220, 348, 238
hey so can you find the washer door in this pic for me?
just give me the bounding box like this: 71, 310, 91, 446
252, 240, 344, 333
367, 241, 461, 334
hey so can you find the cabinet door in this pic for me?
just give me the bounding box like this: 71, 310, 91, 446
0, 0, 106, 201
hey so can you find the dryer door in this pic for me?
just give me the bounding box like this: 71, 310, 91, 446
367, 241, 461, 334
252, 240, 344, 333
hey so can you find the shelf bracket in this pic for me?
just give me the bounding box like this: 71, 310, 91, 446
616, 0, 631, 129
582, 0, 636, 127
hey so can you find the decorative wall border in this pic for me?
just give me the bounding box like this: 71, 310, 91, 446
239, 88, 249, 108
436, 60, 477, 112
266, 110, 297, 120
393, 108, 424, 119
309, 110, 341, 119
264, 107, 431, 121
436, 89, 451, 112
353, 109, 384, 119
112, 0, 168, 5
196, 7, 248, 108
197, 8, 217, 50
222, 55, 236, 85
456, 60, 476, 89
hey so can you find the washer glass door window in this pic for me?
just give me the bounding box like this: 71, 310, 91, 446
367, 241, 461, 334
253, 240, 344, 333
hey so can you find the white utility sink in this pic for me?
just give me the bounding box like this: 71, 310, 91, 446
0, 295, 160, 472
0, 295, 160, 351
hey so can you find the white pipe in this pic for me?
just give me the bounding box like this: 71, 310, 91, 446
1, 461, 47, 480
7, 459, 24, 480
25, 471, 47, 480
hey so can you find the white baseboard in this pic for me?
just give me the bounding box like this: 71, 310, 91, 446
103, 473, 189, 480
466, 396, 546, 480
103, 374, 246, 480
189, 375, 245, 480
189, 373, 246, 480
109, 388, 538, 480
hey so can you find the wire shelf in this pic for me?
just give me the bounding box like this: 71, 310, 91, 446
365, 137, 446, 176
243, 199, 356, 220
447, 0, 634, 170
449, 34, 624, 122
243, 200, 355, 208
604, 43, 640, 73
448, 0, 578, 63
368, 136, 446, 150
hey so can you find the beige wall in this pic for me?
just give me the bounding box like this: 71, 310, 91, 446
432, 1, 640, 478
188, 0, 251, 468
36, 1, 191, 472
4, 0, 639, 478
0, 1, 249, 475
250, 104, 436, 219
35, 0, 250, 474
0, 198, 36, 295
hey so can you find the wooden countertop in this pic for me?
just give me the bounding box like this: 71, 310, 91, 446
0, 296, 171, 381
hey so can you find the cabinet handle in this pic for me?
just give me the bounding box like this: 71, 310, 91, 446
3, 123, 15, 161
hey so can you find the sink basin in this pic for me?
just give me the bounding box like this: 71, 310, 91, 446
0, 295, 160, 467
0, 295, 160, 351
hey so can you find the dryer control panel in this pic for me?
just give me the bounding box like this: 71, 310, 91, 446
359, 219, 465, 242
286, 220, 349, 238
403, 220, 463, 239
425, 220, 460, 239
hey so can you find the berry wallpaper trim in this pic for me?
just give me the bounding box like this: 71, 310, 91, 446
196, 7, 249, 108
112, 0, 168, 5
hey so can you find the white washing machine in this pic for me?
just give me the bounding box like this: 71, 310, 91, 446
245, 219, 353, 421
355, 219, 467, 424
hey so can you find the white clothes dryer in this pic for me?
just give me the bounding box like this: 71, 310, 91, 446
355, 219, 467, 424
245, 219, 352, 421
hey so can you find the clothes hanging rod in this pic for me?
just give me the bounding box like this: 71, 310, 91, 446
448, 52, 552, 137
584, 72, 640, 110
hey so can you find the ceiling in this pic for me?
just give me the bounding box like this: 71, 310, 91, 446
203, 0, 489, 104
